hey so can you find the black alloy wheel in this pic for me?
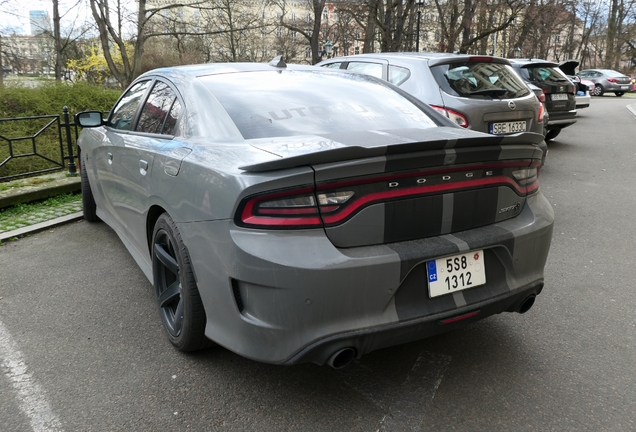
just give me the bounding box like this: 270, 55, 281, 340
152, 213, 211, 352
545, 129, 561, 141
80, 152, 99, 222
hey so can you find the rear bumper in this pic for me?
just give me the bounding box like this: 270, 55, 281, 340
576, 94, 591, 109
547, 110, 577, 129
178, 192, 554, 365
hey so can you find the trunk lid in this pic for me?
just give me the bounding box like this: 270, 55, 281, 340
241, 128, 543, 248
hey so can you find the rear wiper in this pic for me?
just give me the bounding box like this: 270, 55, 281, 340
468, 88, 507, 97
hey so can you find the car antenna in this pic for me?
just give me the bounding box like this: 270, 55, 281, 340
269, 56, 287, 69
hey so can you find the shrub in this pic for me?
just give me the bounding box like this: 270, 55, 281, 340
0, 82, 121, 179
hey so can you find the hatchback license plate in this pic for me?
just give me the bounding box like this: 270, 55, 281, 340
489, 121, 526, 134
551, 93, 568, 101
426, 251, 486, 298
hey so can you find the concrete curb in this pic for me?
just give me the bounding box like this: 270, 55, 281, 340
0, 211, 84, 242
627, 104, 636, 118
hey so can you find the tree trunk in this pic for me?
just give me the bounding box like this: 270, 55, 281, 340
53, 0, 62, 80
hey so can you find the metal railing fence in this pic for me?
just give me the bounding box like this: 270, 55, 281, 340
0, 106, 78, 181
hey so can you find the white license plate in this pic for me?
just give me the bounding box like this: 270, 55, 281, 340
621, 85, 629, 90
551, 93, 568, 101
427, 251, 486, 298
489, 121, 526, 134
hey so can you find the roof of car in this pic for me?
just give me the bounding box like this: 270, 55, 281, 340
138, 61, 316, 81
320, 52, 512, 66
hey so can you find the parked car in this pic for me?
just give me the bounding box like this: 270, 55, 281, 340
558, 60, 591, 109
75, 60, 554, 368
317, 53, 548, 161
577, 69, 632, 97
508, 59, 577, 141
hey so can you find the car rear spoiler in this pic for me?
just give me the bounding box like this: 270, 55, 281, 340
239, 130, 545, 172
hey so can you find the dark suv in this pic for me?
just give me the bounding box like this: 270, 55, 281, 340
317, 53, 547, 161
508, 59, 577, 141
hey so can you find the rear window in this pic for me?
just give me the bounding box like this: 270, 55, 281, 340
518, 66, 570, 84
431, 62, 530, 99
201, 70, 437, 140
603, 70, 625, 77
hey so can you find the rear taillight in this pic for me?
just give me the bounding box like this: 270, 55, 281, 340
430, 105, 469, 128
512, 165, 540, 194
237, 162, 540, 229
537, 93, 546, 103
607, 78, 618, 83
537, 103, 545, 123
239, 187, 323, 228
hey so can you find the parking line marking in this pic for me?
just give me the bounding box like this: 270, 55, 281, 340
0, 319, 62, 432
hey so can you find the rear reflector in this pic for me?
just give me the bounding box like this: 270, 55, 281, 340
440, 310, 480, 325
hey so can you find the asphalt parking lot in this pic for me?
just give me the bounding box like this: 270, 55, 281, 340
1, 96, 636, 431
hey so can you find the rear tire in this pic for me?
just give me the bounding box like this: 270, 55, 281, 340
152, 213, 212, 352
592, 84, 604, 96
80, 152, 98, 222
615, 92, 625, 97
545, 129, 561, 141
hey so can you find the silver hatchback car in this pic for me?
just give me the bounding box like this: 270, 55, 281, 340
318, 53, 547, 159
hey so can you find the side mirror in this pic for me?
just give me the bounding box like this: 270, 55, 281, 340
75, 111, 104, 128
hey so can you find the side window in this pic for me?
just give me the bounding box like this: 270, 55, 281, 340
136, 81, 179, 135
109, 80, 151, 131
346, 62, 384, 80
163, 99, 182, 136
388, 65, 411, 86
321, 62, 343, 69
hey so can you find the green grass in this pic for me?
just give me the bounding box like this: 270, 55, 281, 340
0, 193, 82, 236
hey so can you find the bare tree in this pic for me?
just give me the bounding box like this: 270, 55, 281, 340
274, 0, 327, 64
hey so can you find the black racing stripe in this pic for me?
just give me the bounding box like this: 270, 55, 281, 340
451, 188, 499, 232
452, 136, 504, 148
384, 151, 447, 171
462, 249, 510, 303
454, 146, 503, 164
452, 224, 516, 257
393, 248, 509, 321
386, 235, 460, 281
384, 195, 444, 243
384, 140, 449, 153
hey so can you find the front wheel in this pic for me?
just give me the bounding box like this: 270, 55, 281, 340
592, 84, 604, 96
152, 213, 212, 352
545, 129, 561, 141
615, 92, 625, 97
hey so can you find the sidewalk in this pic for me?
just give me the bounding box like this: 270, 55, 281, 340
0, 171, 82, 242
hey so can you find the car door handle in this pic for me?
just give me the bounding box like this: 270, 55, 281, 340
107, 152, 113, 164
139, 160, 149, 175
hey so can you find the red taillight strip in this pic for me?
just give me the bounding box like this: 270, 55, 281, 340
242, 215, 322, 227
321, 176, 526, 224
258, 208, 319, 215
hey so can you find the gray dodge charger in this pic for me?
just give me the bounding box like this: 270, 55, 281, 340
76, 60, 554, 369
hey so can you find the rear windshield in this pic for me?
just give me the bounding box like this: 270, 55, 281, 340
603, 70, 625, 77
431, 62, 530, 99
200, 70, 437, 140
517, 66, 570, 84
